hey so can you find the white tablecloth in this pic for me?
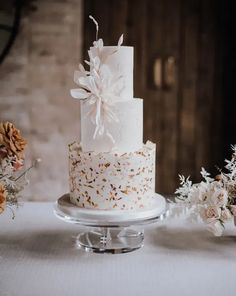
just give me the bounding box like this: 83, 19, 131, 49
1, 202, 236, 296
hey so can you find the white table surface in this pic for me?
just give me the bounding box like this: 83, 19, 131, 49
1, 202, 236, 296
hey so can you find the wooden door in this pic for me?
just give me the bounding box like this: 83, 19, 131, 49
83, 0, 227, 194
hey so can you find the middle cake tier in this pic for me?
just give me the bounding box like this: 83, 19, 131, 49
80, 98, 143, 153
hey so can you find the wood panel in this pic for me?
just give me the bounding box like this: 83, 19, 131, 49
211, 0, 226, 170
195, 0, 216, 176
126, 0, 147, 97
83, 0, 226, 194
83, 0, 111, 51
177, 0, 200, 178
107, 0, 128, 44
146, 0, 164, 191
222, 1, 235, 160
160, 0, 181, 193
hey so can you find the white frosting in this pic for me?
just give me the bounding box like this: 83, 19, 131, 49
89, 46, 133, 99
69, 141, 156, 210
69, 36, 157, 212
81, 98, 143, 153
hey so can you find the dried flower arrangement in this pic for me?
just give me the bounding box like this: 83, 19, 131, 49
0, 122, 40, 218
175, 145, 236, 236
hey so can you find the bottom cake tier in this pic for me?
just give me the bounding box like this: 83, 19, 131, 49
68, 141, 156, 210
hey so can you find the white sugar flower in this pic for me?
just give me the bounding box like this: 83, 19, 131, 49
70, 15, 125, 144
93, 38, 104, 51
88, 53, 101, 71
207, 220, 224, 237
73, 64, 90, 84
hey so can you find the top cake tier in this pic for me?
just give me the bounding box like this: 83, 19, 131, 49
89, 46, 134, 99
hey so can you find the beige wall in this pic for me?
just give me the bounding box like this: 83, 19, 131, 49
0, 0, 83, 200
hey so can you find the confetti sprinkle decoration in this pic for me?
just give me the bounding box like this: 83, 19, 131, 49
69, 141, 156, 210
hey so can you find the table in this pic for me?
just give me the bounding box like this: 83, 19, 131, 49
1, 202, 236, 296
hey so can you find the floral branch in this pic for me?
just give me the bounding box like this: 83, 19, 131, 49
15, 158, 41, 182
174, 144, 236, 236
0, 122, 39, 218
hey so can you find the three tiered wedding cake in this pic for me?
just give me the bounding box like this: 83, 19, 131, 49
69, 18, 156, 210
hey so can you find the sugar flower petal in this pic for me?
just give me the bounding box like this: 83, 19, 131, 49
70, 89, 90, 99
118, 34, 124, 47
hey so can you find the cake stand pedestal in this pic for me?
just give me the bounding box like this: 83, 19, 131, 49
54, 194, 168, 254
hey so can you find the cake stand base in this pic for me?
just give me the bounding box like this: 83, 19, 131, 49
54, 193, 168, 254
76, 227, 144, 254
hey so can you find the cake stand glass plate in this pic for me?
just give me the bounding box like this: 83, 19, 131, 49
54, 193, 168, 254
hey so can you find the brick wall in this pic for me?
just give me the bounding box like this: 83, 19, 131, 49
0, 0, 83, 200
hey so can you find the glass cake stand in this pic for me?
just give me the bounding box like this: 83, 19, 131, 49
54, 193, 168, 254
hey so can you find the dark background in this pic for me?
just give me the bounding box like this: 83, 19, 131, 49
0, 0, 235, 195
83, 0, 236, 193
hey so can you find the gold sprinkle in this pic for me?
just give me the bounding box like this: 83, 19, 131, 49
84, 185, 94, 188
